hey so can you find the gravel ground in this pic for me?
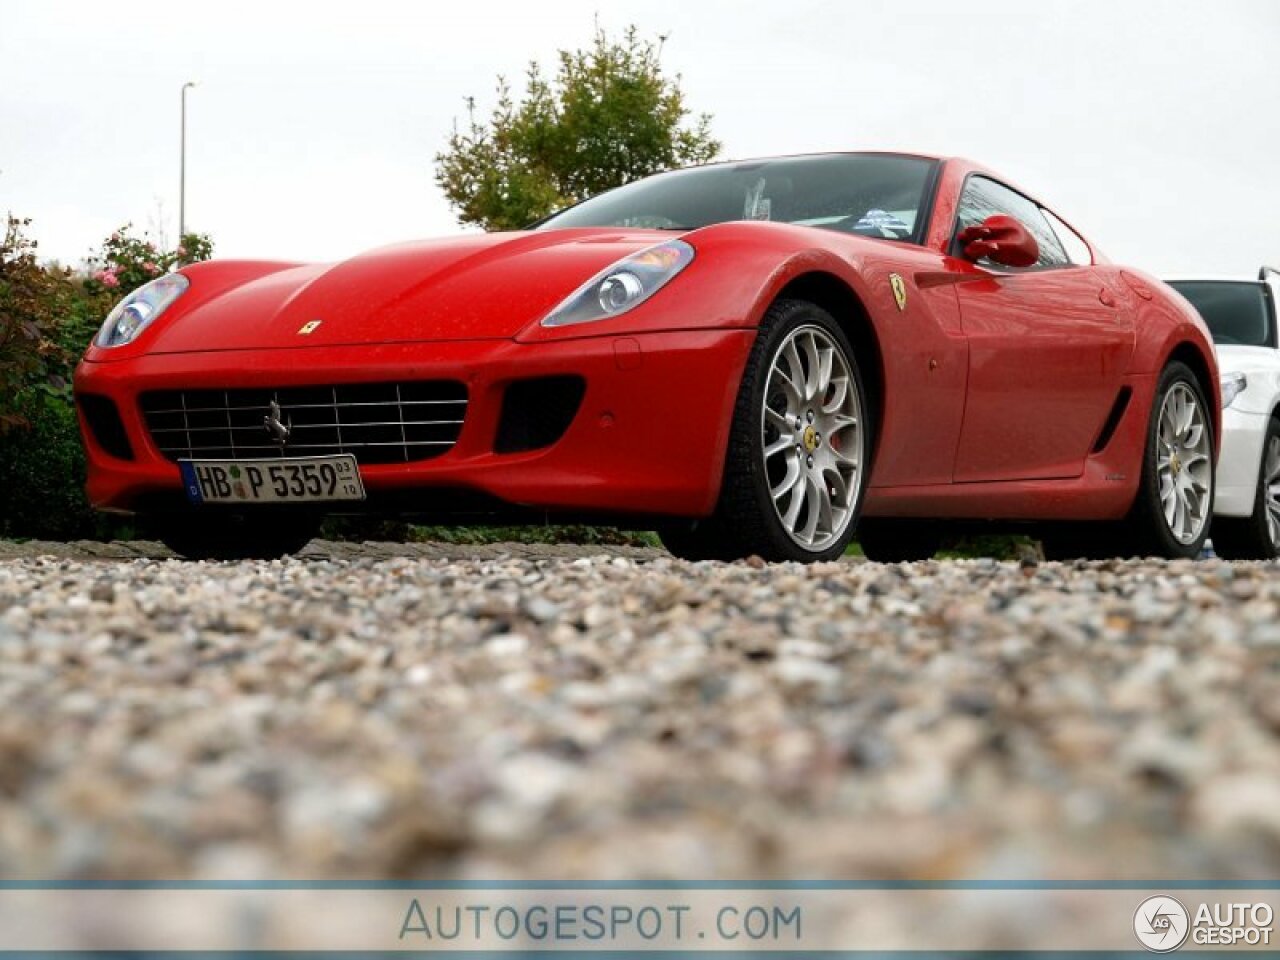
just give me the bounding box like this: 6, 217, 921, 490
1, 541, 1279, 881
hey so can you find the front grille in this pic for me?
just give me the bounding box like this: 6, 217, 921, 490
140, 381, 467, 465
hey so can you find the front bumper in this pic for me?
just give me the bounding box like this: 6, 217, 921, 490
1214, 405, 1268, 518
74, 329, 756, 519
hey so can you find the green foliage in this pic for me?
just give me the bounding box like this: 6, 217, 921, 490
0, 389, 128, 539
321, 518, 659, 547
939, 534, 1037, 561
436, 25, 721, 231
0, 218, 211, 539
0, 216, 82, 430
85, 225, 213, 298
408, 525, 659, 548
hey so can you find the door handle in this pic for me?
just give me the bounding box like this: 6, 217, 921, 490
1099, 288, 1117, 308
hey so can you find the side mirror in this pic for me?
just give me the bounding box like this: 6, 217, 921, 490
957, 214, 1039, 268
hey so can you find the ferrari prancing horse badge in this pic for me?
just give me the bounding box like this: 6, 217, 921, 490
889, 274, 907, 312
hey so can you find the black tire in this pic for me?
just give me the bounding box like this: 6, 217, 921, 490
152, 511, 322, 561
1212, 417, 1280, 560
1124, 360, 1215, 559
856, 518, 942, 563
660, 299, 871, 563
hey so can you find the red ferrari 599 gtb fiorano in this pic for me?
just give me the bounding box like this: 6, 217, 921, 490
74, 153, 1219, 562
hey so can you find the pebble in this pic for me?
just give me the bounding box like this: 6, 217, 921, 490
0, 543, 1277, 879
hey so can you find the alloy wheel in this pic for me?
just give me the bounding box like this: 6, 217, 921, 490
760, 324, 863, 551
1265, 435, 1280, 549
1155, 382, 1212, 545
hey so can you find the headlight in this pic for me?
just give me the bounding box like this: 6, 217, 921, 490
542, 239, 694, 327
1220, 372, 1248, 409
95, 273, 189, 347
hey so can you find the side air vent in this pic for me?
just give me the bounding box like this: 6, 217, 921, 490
1092, 386, 1133, 454
495, 376, 586, 454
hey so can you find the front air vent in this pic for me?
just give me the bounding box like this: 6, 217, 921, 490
494, 376, 586, 454
77, 394, 134, 461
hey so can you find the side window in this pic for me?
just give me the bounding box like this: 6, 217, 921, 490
954, 176, 1069, 269
1040, 207, 1093, 265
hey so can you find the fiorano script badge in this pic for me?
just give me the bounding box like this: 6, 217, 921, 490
889, 274, 908, 312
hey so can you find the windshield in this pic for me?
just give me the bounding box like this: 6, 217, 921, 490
537, 153, 938, 243
1168, 280, 1275, 348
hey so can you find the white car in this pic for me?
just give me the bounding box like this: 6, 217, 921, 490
1168, 269, 1280, 558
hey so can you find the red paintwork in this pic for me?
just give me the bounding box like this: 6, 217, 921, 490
75, 154, 1220, 526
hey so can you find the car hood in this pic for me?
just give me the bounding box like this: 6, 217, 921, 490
146, 229, 674, 354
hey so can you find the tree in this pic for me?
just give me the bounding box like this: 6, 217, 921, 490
435, 26, 721, 231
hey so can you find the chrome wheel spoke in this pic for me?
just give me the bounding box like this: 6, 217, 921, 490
771, 455, 802, 501
782, 474, 809, 529
1267, 499, 1280, 547
765, 406, 792, 434
822, 464, 850, 505
798, 477, 826, 543
1163, 483, 1178, 528
764, 435, 793, 458
821, 376, 849, 415
1183, 451, 1209, 469
815, 346, 835, 397
781, 341, 806, 398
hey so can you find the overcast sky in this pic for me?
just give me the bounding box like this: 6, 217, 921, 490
3, 0, 1277, 274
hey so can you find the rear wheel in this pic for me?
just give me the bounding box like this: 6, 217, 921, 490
856, 518, 942, 563
1212, 417, 1280, 560
660, 299, 870, 563
153, 511, 322, 561
1127, 361, 1214, 558
1040, 362, 1213, 561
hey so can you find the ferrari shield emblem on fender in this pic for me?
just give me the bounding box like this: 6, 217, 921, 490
889, 274, 908, 312
297, 320, 322, 335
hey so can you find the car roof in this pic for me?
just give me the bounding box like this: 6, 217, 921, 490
672, 150, 950, 171
1164, 276, 1265, 285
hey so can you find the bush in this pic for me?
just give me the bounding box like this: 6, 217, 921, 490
0, 218, 210, 540
0, 216, 80, 431
0, 389, 128, 539
85, 226, 212, 299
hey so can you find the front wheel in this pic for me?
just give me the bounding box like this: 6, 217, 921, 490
1127, 361, 1215, 558
1212, 417, 1280, 560
152, 511, 322, 561
661, 299, 870, 563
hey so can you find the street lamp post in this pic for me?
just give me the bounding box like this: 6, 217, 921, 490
179, 81, 198, 242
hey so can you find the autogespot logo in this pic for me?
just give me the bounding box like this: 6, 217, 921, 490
1134, 895, 1191, 953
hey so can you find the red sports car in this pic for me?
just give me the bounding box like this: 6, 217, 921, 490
74, 152, 1219, 562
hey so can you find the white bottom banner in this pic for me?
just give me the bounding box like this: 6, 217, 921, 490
0, 886, 1275, 953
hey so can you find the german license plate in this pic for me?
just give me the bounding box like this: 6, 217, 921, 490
179, 455, 366, 505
